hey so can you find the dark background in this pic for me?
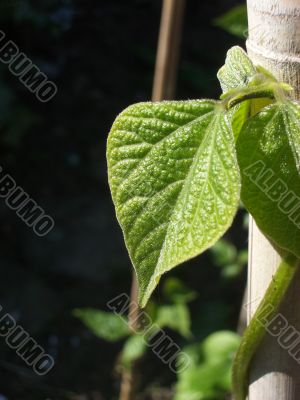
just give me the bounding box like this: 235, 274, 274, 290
0, 1, 247, 399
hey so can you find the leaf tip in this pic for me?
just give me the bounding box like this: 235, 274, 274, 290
138, 273, 162, 308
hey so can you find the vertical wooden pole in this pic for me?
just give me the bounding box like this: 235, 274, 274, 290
152, 0, 186, 101
246, 1, 300, 398
119, 1, 185, 399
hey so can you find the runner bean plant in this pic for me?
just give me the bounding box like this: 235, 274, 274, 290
107, 46, 300, 400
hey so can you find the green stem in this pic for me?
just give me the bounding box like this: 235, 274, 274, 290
232, 252, 299, 400
220, 81, 292, 110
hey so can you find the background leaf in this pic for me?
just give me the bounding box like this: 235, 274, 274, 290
120, 334, 147, 368
210, 239, 236, 266
162, 277, 198, 304
155, 303, 192, 338
214, 5, 247, 38
175, 331, 240, 400
107, 100, 241, 307
74, 308, 130, 342
211, 239, 247, 278
202, 330, 241, 364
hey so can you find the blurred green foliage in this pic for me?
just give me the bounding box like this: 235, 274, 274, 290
211, 239, 247, 279
163, 277, 198, 305
120, 334, 147, 369
214, 4, 248, 38
155, 303, 192, 339
214, 5, 248, 38
73, 308, 130, 342
175, 331, 240, 400
74, 277, 195, 368
75, 268, 245, 399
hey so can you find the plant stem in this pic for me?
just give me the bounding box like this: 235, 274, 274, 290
232, 252, 298, 400
223, 82, 292, 110
119, 275, 139, 400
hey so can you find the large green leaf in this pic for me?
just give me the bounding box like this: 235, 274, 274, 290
74, 308, 129, 342
237, 101, 300, 257
107, 100, 240, 306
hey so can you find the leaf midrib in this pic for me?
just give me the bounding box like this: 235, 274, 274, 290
154, 111, 224, 280
127, 110, 215, 252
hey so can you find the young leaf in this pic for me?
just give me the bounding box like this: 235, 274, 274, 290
237, 101, 300, 258
217, 47, 278, 140
218, 47, 256, 140
74, 308, 129, 342
107, 100, 240, 307
217, 46, 256, 93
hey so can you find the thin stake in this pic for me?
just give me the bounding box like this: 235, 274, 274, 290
152, 0, 186, 101
246, 0, 300, 398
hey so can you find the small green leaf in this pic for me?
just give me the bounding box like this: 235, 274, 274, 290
163, 277, 197, 304
74, 308, 129, 342
218, 47, 286, 141
217, 46, 256, 93
237, 101, 300, 257
107, 100, 240, 307
120, 334, 147, 368
155, 303, 191, 338
214, 5, 248, 38
218, 47, 256, 140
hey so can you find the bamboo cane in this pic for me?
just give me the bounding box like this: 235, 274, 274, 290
246, 1, 300, 398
